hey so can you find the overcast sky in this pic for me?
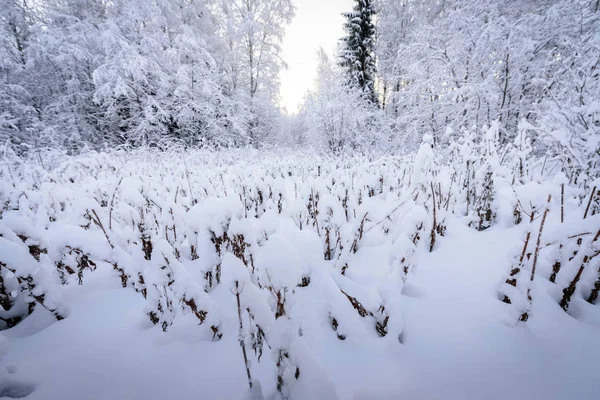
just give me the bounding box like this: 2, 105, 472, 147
279, 0, 354, 113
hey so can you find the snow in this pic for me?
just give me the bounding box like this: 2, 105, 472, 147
2, 0, 598, 397
0, 149, 599, 400
4, 223, 597, 400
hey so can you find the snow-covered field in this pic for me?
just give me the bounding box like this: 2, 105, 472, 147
1, 147, 599, 400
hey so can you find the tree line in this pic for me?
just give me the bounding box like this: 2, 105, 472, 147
1, 0, 599, 181
301, 0, 598, 183
1, 0, 294, 152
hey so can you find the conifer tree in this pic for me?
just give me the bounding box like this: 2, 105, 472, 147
339, 0, 378, 105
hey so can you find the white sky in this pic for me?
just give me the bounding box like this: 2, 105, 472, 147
279, 0, 354, 114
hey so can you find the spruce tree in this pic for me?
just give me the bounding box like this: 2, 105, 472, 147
339, 0, 378, 105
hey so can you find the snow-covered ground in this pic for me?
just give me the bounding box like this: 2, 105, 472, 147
1, 148, 599, 399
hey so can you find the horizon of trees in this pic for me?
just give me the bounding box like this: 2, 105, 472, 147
1, 0, 294, 152
1, 0, 598, 184
296, 0, 598, 183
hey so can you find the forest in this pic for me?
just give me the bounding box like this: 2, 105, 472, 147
0, 1, 599, 399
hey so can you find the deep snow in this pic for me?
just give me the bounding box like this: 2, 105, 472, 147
1, 149, 599, 400
2, 221, 599, 399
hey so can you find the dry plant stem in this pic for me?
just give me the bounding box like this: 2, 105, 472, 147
311, 189, 320, 234
109, 177, 123, 231
584, 186, 596, 219
350, 213, 369, 253
560, 256, 588, 311
549, 244, 563, 284
444, 176, 453, 211
340, 289, 369, 317
560, 236, 598, 312
91, 209, 114, 249
588, 271, 600, 304
503, 205, 536, 305
519, 210, 537, 263
234, 281, 253, 389
339, 288, 389, 337
0, 263, 64, 321
560, 231, 600, 311
560, 183, 564, 223
466, 161, 471, 215
585, 230, 600, 304
530, 195, 552, 282
430, 182, 437, 252
324, 227, 332, 260
542, 232, 592, 249
0, 272, 10, 311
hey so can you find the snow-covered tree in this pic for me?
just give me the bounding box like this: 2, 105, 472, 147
0, 0, 37, 151
536, 0, 600, 188
214, 0, 294, 144
374, 0, 599, 158
32, 0, 107, 150
302, 48, 386, 153
340, 0, 378, 105
1, 0, 268, 150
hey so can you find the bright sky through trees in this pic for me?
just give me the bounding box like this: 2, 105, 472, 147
279, 0, 353, 113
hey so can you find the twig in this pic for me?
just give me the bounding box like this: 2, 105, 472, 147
233, 281, 253, 389
583, 186, 596, 219
109, 177, 123, 231
542, 232, 592, 249
560, 183, 564, 223
430, 182, 437, 252
90, 209, 114, 249
560, 255, 589, 312
530, 195, 552, 282
517, 196, 551, 321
